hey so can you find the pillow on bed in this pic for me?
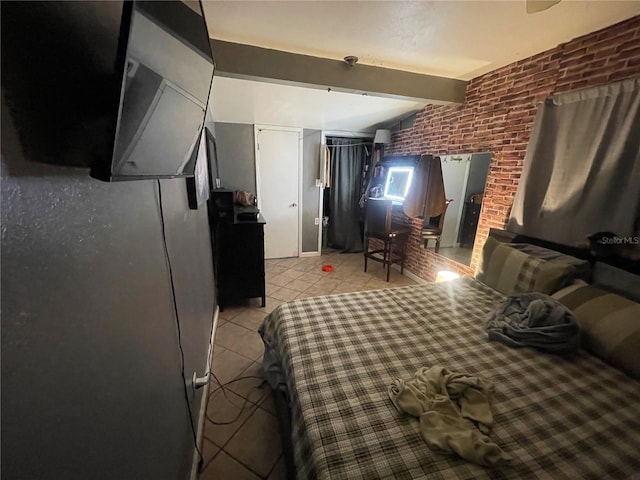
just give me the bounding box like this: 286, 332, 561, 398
508, 243, 591, 281
476, 237, 575, 296
592, 262, 640, 303
552, 283, 640, 379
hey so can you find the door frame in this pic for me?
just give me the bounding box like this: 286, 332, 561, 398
254, 124, 303, 258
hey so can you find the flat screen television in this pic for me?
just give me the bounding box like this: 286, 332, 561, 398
102, 1, 215, 181
1, 1, 215, 182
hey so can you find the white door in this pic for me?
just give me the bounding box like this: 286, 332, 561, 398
255, 126, 301, 259
440, 154, 471, 248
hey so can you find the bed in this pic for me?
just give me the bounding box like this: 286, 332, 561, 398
259, 231, 640, 480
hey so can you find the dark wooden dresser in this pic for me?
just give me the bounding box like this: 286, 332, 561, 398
458, 201, 481, 248
210, 191, 266, 310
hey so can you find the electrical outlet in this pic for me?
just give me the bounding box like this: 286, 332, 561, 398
314, 217, 320, 225
192, 371, 208, 390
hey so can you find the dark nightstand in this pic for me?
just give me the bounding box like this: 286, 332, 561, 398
458, 201, 481, 247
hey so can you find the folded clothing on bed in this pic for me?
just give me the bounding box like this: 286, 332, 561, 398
486, 293, 579, 355
388, 366, 508, 467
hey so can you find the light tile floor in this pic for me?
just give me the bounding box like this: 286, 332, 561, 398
199, 251, 416, 480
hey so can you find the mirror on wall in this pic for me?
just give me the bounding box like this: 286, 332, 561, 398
384, 167, 414, 201
423, 152, 491, 265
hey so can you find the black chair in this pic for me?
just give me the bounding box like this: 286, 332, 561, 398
363, 198, 412, 282
421, 199, 452, 253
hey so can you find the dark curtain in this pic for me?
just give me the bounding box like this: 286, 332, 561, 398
508, 77, 640, 244
327, 137, 369, 252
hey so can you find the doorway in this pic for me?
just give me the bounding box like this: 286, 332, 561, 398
255, 126, 302, 259
323, 136, 373, 253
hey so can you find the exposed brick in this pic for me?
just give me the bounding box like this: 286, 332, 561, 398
615, 39, 640, 54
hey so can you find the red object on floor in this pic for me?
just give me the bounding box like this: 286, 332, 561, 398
322, 264, 334, 272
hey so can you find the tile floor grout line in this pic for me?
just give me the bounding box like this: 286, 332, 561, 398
227, 316, 269, 330
225, 361, 269, 404
206, 353, 263, 450
202, 336, 265, 476
219, 406, 278, 480
206, 382, 266, 403
263, 453, 284, 480
218, 322, 261, 334
204, 399, 261, 451
199, 437, 221, 474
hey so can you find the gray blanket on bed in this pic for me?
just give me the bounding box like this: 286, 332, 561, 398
486, 292, 580, 355
388, 366, 509, 467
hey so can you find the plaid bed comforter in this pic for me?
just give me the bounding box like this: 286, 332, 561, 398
260, 277, 640, 480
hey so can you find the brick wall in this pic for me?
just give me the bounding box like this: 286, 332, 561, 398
388, 16, 640, 282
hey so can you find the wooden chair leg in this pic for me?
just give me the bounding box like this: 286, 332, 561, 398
363, 237, 369, 272
435, 237, 440, 253
382, 239, 387, 279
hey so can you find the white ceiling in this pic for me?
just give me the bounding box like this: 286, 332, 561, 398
204, 0, 640, 131
211, 76, 428, 131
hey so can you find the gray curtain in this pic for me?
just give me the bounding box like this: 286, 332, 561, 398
327, 137, 368, 252
508, 77, 640, 245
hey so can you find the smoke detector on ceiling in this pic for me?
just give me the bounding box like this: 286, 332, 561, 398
344, 56, 359, 67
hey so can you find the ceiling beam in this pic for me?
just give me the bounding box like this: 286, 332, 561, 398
210, 39, 467, 104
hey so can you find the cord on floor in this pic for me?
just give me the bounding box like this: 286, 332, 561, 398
205, 371, 267, 426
